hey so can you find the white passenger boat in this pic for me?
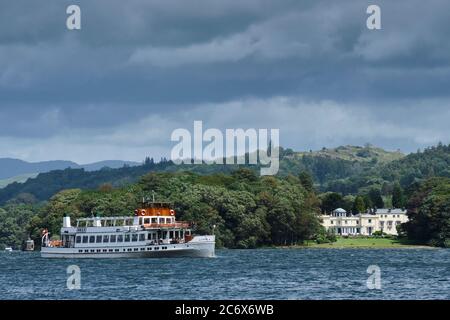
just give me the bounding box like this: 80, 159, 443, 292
40, 201, 215, 258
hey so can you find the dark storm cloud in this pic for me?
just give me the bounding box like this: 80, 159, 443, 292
0, 0, 449, 161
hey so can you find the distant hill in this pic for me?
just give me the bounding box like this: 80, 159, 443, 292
277, 145, 404, 186
0, 144, 447, 204
81, 160, 140, 171
0, 158, 140, 181
295, 145, 404, 164
323, 143, 450, 194
0, 173, 39, 188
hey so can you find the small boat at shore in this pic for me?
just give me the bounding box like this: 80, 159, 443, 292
40, 200, 215, 258
4, 247, 13, 252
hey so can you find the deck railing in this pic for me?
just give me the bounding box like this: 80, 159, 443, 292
142, 222, 191, 229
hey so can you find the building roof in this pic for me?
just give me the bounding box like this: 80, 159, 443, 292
375, 208, 407, 214
334, 208, 347, 213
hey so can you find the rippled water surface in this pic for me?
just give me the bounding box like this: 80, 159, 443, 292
0, 249, 449, 300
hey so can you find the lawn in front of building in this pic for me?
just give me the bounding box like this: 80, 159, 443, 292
303, 237, 429, 248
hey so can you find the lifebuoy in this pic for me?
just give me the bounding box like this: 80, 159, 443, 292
140, 210, 146, 216
170, 209, 175, 216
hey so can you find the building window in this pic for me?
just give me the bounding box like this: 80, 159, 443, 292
368, 219, 372, 223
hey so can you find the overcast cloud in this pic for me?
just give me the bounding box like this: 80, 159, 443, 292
0, 0, 449, 162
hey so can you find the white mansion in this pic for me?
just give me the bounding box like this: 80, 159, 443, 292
320, 208, 409, 236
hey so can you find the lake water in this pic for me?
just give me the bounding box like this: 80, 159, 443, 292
0, 248, 449, 300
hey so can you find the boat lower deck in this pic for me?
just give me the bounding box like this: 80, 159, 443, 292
41, 236, 215, 258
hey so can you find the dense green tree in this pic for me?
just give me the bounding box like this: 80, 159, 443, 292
402, 177, 450, 247
392, 182, 405, 208
320, 192, 344, 214
368, 188, 384, 209
298, 171, 314, 192
352, 196, 366, 214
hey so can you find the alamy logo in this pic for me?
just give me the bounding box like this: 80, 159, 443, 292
366, 265, 381, 290
66, 265, 81, 290
366, 5, 381, 30
171, 121, 279, 175
66, 5, 81, 30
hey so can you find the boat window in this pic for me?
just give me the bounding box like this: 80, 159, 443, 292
76, 236, 81, 243
139, 234, 145, 241
118, 234, 123, 242
125, 234, 130, 242
89, 236, 95, 243
144, 218, 150, 224
82, 236, 88, 243
103, 235, 109, 243
132, 234, 138, 242
110, 235, 116, 242
152, 218, 157, 224
169, 231, 174, 238
96, 235, 102, 243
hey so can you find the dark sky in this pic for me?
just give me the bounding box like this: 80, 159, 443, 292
0, 0, 449, 162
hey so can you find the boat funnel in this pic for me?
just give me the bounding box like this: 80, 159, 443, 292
63, 215, 71, 228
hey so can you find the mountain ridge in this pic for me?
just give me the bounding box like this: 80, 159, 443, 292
0, 143, 444, 205
0, 158, 140, 180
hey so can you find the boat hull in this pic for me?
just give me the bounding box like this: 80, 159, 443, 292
41, 236, 215, 259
